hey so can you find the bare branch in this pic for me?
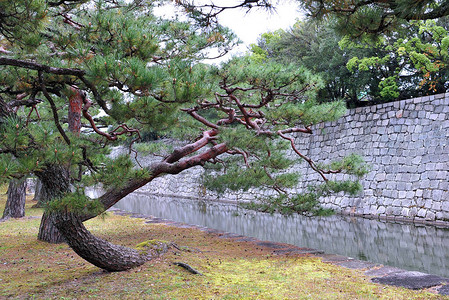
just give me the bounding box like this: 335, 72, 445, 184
226, 148, 250, 168
277, 130, 327, 181
164, 129, 219, 164
79, 76, 111, 114
81, 94, 116, 140
0, 57, 85, 77
182, 109, 219, 129
8, 98, 42, 108
228, 94, 260, 131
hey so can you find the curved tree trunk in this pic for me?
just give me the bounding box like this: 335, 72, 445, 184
41, 141, 228, 270
36, 165, 70, 243
52, 212, 146, 271
2, 178, 27, 219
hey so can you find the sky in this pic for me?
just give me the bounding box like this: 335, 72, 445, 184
216, 1, 303, 56
154, 1, 303, 62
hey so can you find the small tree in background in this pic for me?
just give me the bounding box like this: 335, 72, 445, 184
2, 177, 27, 219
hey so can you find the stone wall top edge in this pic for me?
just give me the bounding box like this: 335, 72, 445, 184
315, 92, 448, 129
346, 92, 447, 116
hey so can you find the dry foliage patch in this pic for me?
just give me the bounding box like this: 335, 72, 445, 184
0, 191, 445, 299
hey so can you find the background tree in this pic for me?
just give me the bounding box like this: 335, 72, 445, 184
0, 95, 33, 219
346, 18, 449, 99
0, 0, 366, 272
177, 0, 449, 36
250, 16, 449, 105
300, 0, 449, 37
249, 19, 377, 106
32, 179, 44, 205
2, 177, 27, 219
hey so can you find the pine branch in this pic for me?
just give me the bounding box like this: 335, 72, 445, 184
0, 57, 85, 77
164, 129, 219, 164
8, 98, 42, 108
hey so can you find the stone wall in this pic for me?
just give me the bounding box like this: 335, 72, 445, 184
140, 93, 449, 224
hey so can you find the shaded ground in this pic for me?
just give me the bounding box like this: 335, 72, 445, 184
0, 190, 447, 299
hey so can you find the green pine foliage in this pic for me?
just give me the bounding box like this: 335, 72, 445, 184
244, 180, 363, 216
197, 57, 367, 215
345, 19, 449, 98
301, 0, 449, 37
46, 190, 104, 216
0, 0, 370, 218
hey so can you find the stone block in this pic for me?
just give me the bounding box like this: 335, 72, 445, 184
411, 156, 422, 165
432, 202, 442, 211
417, 208, 427, 217
432, 190, 443, 200
392, 207, 402, 216
441, 202, 449, 212
398, 191, 407, 198
377, 206, 386, 214
392, 199, 401, 206
375, 173, 386, 181
425, 211, 436, 221
401, 208, 410, 217
402, 199, 412, 207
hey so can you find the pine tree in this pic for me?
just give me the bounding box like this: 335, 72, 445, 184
177, 0, 449, 37
1, 0, 366, 271
2, 177, 27, 219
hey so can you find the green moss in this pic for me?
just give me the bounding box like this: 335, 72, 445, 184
135, 239, 171, 255
0, 195, 445, 299
0, 184, 7, 194
136, 239, 169, 249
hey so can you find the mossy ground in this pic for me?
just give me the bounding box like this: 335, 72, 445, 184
0, 188, 446, 299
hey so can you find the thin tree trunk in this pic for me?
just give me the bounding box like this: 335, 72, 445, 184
32, 178, 45, 207
2, 177, 27, 219
52, 212, 146, 271
33, 178, 43, 201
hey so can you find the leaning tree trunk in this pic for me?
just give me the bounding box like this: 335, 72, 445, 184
2, 177, 27, 219
36, 165, 71, 243
52, 211, 146, 271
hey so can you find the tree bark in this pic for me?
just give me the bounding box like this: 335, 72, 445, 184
0, 95, 13, 119
2, 177, 27, 219
68, 87, 83, 134
32, 178, 44, 206
52, 211, 146, 271
36, 88, 84, 242
38, 211, 66, 243
36, 165, 70, 243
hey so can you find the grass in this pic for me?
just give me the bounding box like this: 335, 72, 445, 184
0, 188, 446, 299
